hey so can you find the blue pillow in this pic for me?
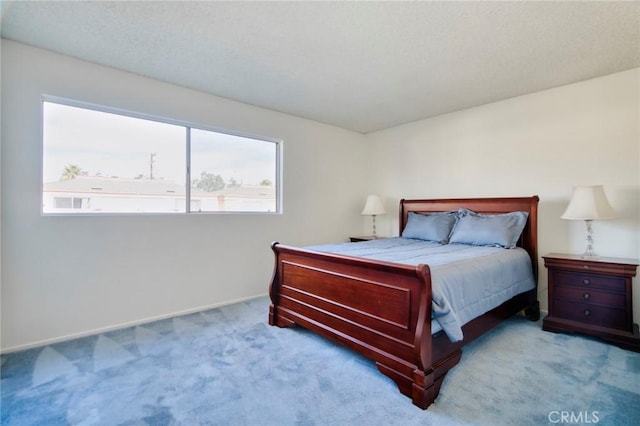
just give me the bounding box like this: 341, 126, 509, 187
402, 211, 458, 243
448, 209, 528, 249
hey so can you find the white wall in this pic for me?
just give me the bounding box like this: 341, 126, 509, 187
366, 68, 640, 319
0, 40, 367, 351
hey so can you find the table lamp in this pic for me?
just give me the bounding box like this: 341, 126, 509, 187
561, 185, 616, 258
361, 195, 386, 237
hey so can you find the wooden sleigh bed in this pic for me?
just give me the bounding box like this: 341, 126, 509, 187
268, 196, 540, 409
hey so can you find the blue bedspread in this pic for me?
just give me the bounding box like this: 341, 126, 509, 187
306, 237, 536, 342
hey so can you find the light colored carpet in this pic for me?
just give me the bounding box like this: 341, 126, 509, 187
2, 296, 639, 425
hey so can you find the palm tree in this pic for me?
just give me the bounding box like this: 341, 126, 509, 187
61, 164, 82, 181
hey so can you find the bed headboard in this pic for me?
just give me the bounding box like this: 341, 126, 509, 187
399, 196, 539, 279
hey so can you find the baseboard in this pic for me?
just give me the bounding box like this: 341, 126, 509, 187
0, 293, 269, 354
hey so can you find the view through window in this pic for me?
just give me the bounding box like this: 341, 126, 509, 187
42, 100, 280, 214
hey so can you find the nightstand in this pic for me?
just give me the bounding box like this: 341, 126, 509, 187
542, 253, 640, 352
349, 236, 381, 242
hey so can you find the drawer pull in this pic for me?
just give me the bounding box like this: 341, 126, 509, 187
583, 265, 590, 270
584, 309, 591, 317
583, 292, 590, 300
583, 279, 590, 285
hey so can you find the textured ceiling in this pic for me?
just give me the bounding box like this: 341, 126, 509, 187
1, 1, 639, 134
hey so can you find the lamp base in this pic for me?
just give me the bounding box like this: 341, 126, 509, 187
581, 220, 597, 258
580, 249, 598, 259
371, 215, 377, 237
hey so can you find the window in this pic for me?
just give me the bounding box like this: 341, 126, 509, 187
42, 99, 281, 214
54, 197, 85, 209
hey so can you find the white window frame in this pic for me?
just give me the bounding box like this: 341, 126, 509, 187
41, 96, 283, 215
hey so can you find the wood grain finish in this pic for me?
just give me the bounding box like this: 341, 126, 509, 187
269, 196, 540, 409
542, 253, 640, 352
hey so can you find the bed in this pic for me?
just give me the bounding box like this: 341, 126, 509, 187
268, 196, 540, 409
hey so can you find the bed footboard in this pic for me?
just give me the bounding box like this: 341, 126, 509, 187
268, 242, 450, 409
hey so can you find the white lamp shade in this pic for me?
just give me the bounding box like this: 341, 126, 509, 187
361, 195, 386, 216
561, 185, 616, 220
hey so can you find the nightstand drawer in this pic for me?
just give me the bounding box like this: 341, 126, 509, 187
553, 300, 626, 330
552, 271, 625, 293
554, 286, 625, 307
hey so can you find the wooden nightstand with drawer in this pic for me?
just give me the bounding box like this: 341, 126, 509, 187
349, 236, 382, 242
542, 253, 640, 352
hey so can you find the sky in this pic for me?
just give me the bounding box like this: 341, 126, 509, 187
43, 101, 277, 186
